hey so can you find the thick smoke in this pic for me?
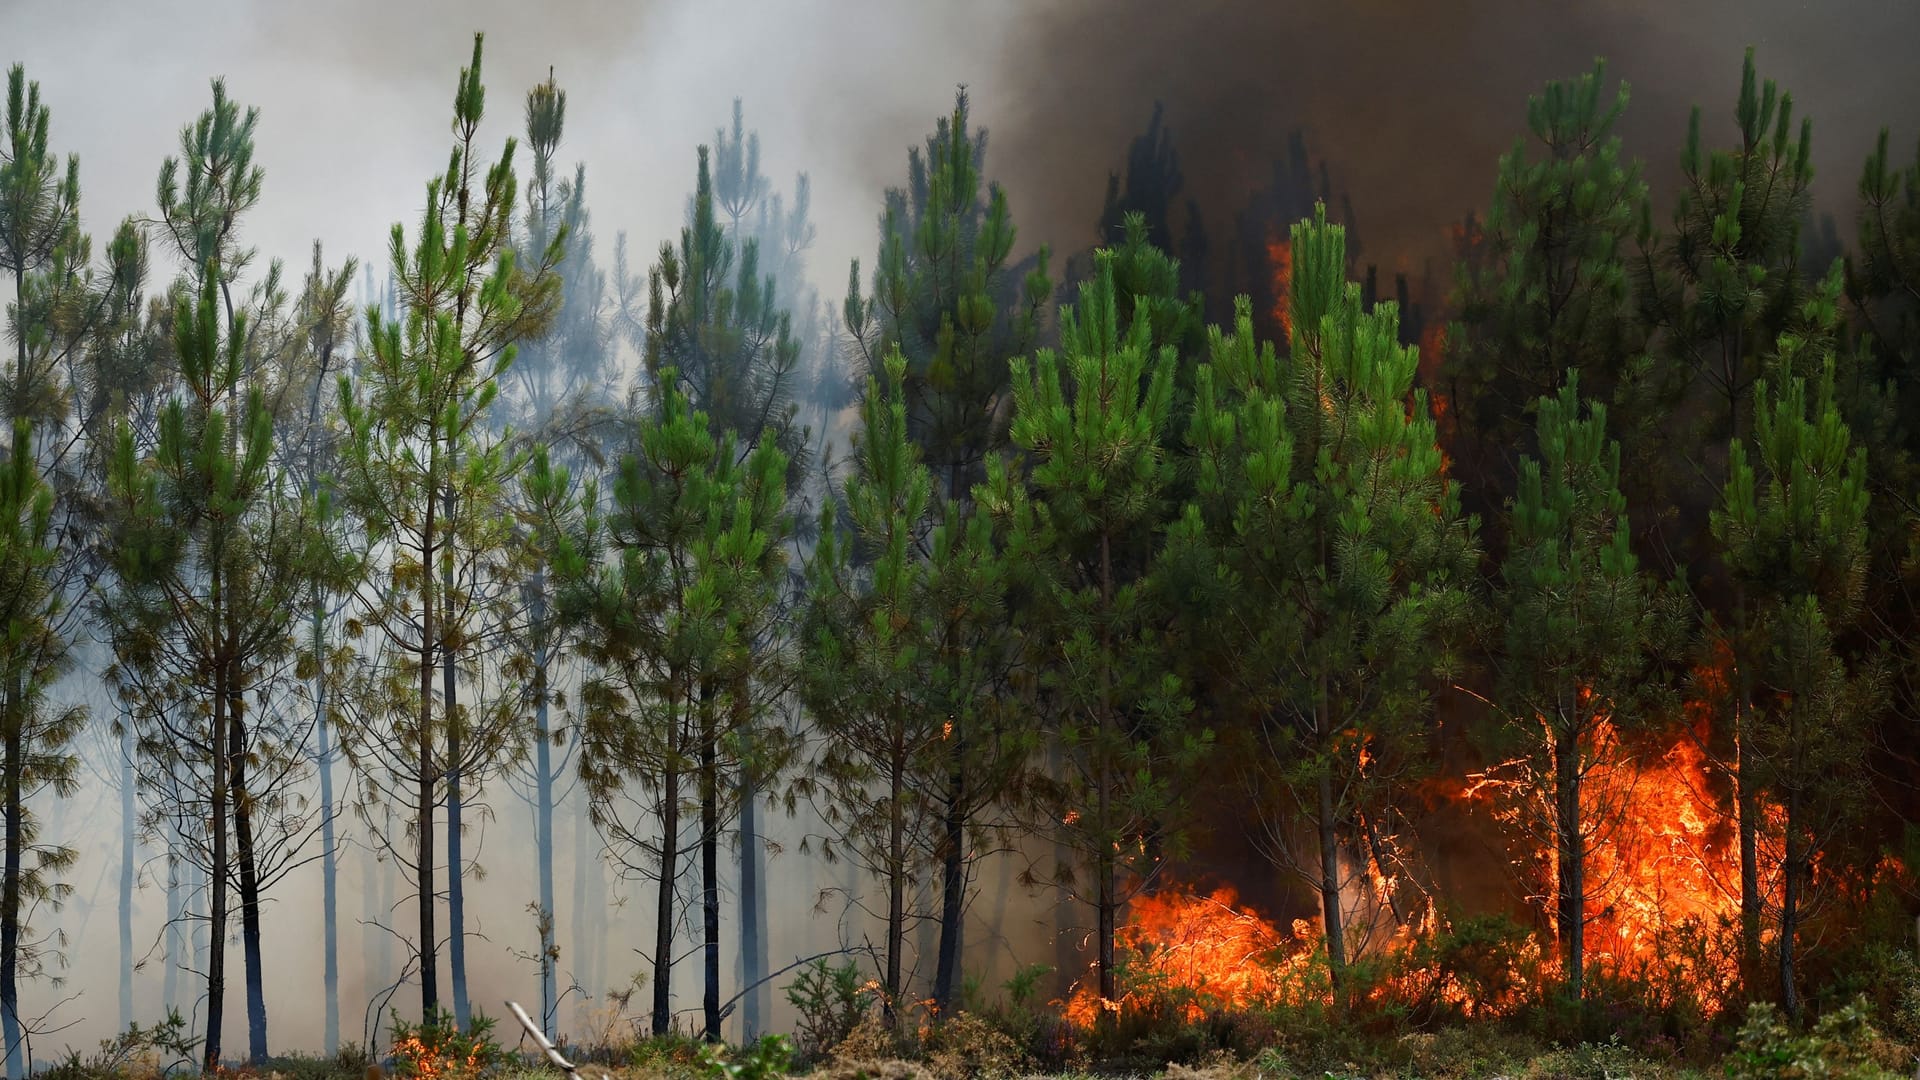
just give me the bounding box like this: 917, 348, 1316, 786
4, 0, 1918, 1061
989, 0, 1920, 273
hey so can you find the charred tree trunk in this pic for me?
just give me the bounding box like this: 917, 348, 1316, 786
651, 766, 680, 1037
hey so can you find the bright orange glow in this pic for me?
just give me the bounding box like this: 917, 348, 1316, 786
1267, 233, 1293, 340
1064, 884, 1302, 1025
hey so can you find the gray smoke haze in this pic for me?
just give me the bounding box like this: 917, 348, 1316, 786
994, 0, 1920, 273
4, 0, 1920, 1064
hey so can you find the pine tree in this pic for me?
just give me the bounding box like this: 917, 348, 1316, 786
1712, 270, 1880, 1015
559, 373, 792, 1040
101, 259, 328, 1068
286, 243, 358, 1056
843, 89, 1052, 1012
659, 100, 821, 1037
640, 131, 809, 1040
799, 345, 1022, 1019
1447, 60, 1649, 509
0, 63, 91, 1078
1180, 205, 1475, 1002
1638, 48, 1821, 980
333, 33, 560, 1023
1496, 373, 1679, 1003
981, 252, 1203, 1009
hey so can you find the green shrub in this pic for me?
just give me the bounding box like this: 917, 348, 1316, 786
695, 1034, 793, 1080
1819, 941, 1920, 1050
1726, 997, 1902, 1080
786, 958, 877, 1063
41, 1010, 199, 1080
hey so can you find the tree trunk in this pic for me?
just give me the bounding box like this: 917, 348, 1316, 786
933, 715, 966, 1017
885, 750, 905, 1024
418, 511, 439, 1021
1316, 765, 1347, 1006
532, 580, 557, 1039
3, 690, 25, 1080
120, 724, 137, 1033
652, 768, 679, 1037
737, 713, 767, 1039
1735, 691, 1762, 990
231, 686, 269, 1064
206, 665, 231, 1072
445, 626, 469, 1030
700, 686, 722, 1043
1553, 719, 1584, 1003
1093, 530, 1122, 1010
1779, 788, 1802, 1018
166, 835, 184, 1013
316, 605, 341, 1055
574, 787, 600, 1036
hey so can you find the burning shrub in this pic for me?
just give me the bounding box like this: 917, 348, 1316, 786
1388, 912, 1543, 1024
385, 1009, 503, 1080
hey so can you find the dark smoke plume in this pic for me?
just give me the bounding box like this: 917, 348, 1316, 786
986, 0, 1920, 277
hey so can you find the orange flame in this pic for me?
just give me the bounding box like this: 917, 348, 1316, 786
1267, 233, 1293, 340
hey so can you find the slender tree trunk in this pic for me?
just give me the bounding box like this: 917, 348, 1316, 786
1780, 787, 1802, 1017
1095, 531, 1117, 1007
206, 666, 232, 1072
1554, 719, 1584, 1003
573, 787, 598, 1035
933, 465, 970, 1018
166, 837, 184, 1013
652, 768, 680, 1037
418, 508, 439, 1020
316, 604, 340, 1054
444, 621, 469, 1027
884, 750, 905, 1024
1735, 671, 1762, 990
3, 689, 25, 1080
120, 724, 136, 1033
231, 685, 269, 1063
2, 284, 22, 1080
532, 581, 557, 1038
933, 711, 966, 1016
1316, 767, 1346, 1003
700, 687, 721, 1043
736, 696, 766, 1040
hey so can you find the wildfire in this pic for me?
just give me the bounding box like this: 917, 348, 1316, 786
1267, 232, 1293, 340
391, 1033, 488, 1080
1064, 883, 1308, 1025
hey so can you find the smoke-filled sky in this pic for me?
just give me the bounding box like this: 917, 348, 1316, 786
10, 0, 1918, 305
5, 0, 1920, 1060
